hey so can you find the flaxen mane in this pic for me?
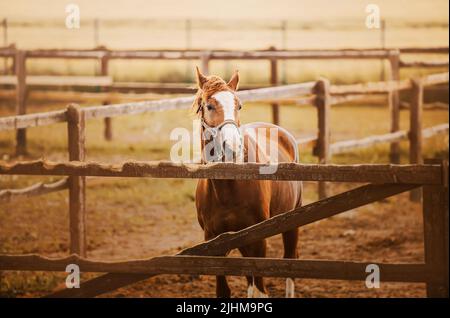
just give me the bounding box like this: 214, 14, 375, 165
192, 75, 232, 114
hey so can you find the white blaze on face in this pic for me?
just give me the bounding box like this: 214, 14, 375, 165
212, 91, 242, 157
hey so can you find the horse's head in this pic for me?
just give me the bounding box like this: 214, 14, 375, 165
193, 67, 243, 163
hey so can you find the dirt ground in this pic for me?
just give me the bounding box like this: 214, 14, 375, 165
0, 181, 428, 298
101, 183, 427, 298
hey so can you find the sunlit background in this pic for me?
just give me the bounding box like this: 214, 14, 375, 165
0, 0, 448, 298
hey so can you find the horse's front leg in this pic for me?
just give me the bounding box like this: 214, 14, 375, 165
216, 275, 231, 298
239, 240, 268, 298
205, 230, 231, 298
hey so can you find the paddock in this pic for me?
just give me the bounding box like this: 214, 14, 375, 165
0, 67, 449, 297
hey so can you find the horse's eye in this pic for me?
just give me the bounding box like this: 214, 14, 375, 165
238, 104, 242, 110
206, 104, 214, 111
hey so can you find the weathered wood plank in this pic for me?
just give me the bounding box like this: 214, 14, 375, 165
410, 78, 424, 201
421, 72, 449, 87
399, 47, 449, 54
270, 53, 280, 125
314, 78, 331, 199
1, 75, 113, 86
330, 94, 386, 105
0, 178, 68, 204
0, 89, 167, 103
0, 254, 429, 283
0, 110, 67, 131
422, 159, 449, 297
0, 160, 442, 184
100, 55, 113, 141
388, 90, 401, 164
45, 182, 418, 297
400, 60, 449, 68
67, 104, 87, 258
422, 124, 449, 138
15, 50, 27, 156
0, 82, 315, 131
200, 52, 210, 75
22, 47, 447, 60
330, 131, 408, 154
330, 124, 448, 155
330, 79, 411, 95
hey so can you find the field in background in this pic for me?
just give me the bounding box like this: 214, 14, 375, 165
1, 0, 449, 83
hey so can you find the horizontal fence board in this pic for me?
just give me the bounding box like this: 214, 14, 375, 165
330, 123, 449, 155
0, 89, 166, 103
0, 160, 442, 184
330, 79, 412, 95
0, 254, 429, 283
0, 110, 67, 131
400, 61, 449, 68
422, 123, 449, 138
0, 83, 315, 131
0, 177, 68, 204
422, 72, 450, 86
0, 47, 446, 60
399, 47, 449, 54
331, 131, 408, 154
0, 76, 113, 87
331, 94, 386, 105
23, 49, 399, 60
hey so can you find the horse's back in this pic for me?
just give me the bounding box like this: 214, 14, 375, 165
242, 122, 302, 216
242, 122, 299, 163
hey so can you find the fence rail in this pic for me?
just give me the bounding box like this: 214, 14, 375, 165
330, 123, 449, 155
0, 160, 443, 184
0, 253, 429, 283
0, 177, 68, 204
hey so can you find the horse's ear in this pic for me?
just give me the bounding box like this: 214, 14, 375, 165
195, 66, 208, 89
227, 70, 239, 91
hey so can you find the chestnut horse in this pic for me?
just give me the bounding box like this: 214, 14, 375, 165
193, 67, 302, 298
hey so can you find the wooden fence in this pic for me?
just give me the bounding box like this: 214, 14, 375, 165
1, 71, 448, 199
0, 45, 448, 147
0, 158, 448, 298
0, 74, 448, 297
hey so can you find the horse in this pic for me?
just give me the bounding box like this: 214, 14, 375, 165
193, 67, 302, 298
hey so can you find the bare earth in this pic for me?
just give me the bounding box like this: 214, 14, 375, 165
1, 182, 426, 298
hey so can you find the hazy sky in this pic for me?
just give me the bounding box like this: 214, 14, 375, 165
1, 0, 448, 22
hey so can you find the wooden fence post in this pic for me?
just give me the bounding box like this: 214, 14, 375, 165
388, 90, 400, 164
422, 159, 449, 297
314, 78, 331, 199
67, 104, 87, 257
200, 52, 210, 75
100, 54, 112, 141
409, 78, 423, 202
15, 50, 27, 156
269, 46, 280, 125
388, 52, 401, 164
